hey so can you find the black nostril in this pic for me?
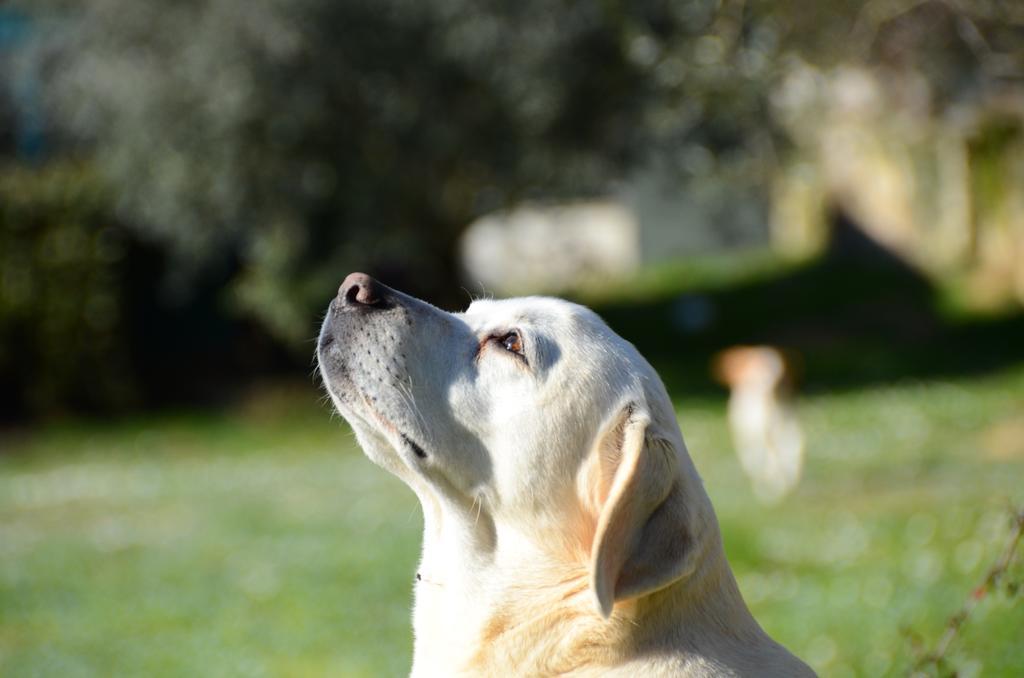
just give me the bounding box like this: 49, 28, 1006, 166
344, 284, 362, 305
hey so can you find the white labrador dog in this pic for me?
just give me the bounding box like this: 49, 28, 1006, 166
317, 273, 814, 677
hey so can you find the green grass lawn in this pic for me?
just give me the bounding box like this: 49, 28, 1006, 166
2, 369, 1022, 677
0, 394, 423, 678
2, 254, 1023, 677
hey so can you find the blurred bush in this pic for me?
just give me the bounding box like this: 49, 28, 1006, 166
770, 3, 1024, 307
0, 160, 134, 417
17, 0, 796, 339
2, 0, 1022, 416
0, 159, 289, 419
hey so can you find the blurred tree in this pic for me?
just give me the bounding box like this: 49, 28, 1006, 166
17, 0, 797, 346
5, 0, 1022, 416
0, 161, 134, 417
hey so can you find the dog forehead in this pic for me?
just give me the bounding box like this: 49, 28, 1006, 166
462, 296, 649, 392
464, 296, 604, 337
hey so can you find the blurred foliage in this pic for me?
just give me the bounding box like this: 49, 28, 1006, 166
0, 161, 134, 417
2, 0, 1023, 415
25, 0, 751, 339
1, 348, 1022, 676
0, 159, 292, 419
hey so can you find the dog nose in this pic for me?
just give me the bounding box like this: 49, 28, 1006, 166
339, 272, 384, 307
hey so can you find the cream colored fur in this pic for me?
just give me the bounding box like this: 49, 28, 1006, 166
317, 282, 815, 677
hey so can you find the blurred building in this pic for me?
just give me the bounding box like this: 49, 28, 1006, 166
460, 164, 768, 296
460, 201, 640, 296
772, 64, 1024, 307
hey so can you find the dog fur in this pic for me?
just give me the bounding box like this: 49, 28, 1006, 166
317, 276, 814, 677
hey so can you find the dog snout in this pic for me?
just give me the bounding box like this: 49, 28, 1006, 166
338, 272, 388, 309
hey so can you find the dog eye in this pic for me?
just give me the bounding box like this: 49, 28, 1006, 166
498, 331, 523, 356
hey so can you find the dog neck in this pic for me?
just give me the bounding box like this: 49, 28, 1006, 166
408, 498, 768, 676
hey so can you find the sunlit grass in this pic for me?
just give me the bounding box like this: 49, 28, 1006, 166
0, 394, 421, 678
687, 368, 1024, 676
2, 365, 1022, 676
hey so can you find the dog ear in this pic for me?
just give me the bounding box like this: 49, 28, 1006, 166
586, 403, 698, 618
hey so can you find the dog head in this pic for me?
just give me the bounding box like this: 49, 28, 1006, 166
317, 273, 716, 617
